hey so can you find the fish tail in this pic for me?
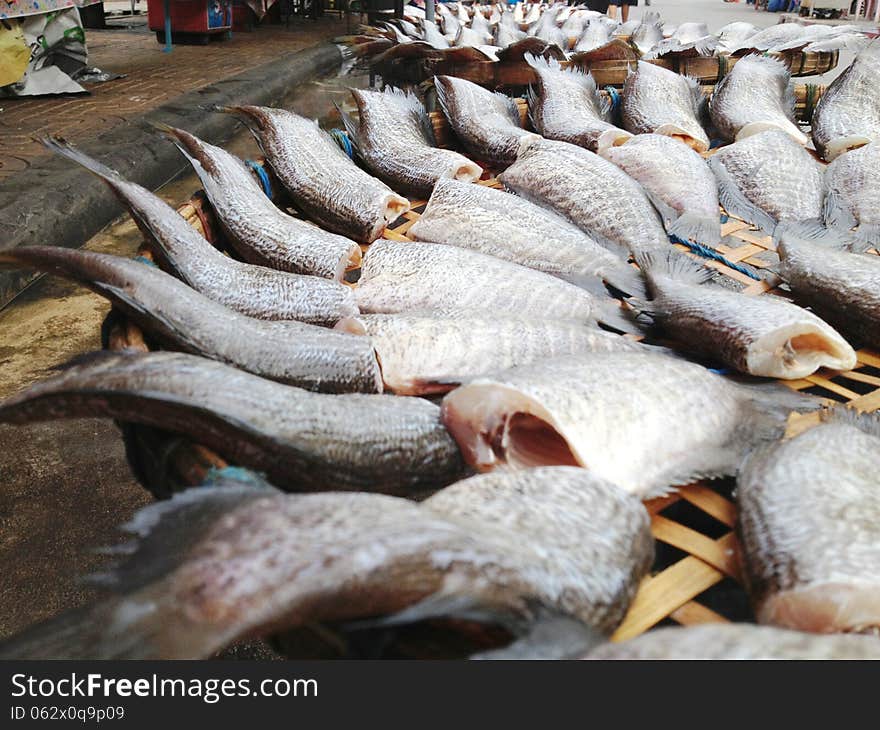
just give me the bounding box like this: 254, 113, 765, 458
633, 247, 715, 287
823, 186, 858, 232
733, 380, 823, 458
151, 124, 217, 176
852, 223, 880, 249
600, 261, 648, 299
334, 100, 362, 155
773, 220, 856, 249
819, 405, 880, 438
709, 156, 777, 236
667, 211, 722, 248
470, 611, 606, 660
39, 135, 123, 184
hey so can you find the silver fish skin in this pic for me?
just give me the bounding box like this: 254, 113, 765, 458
621, 62, 710, 152
726, 23, 805, 53
524, 55, 632, 151
355, 239, 620, 326
737, 409, 880, 634
824, 142, 880, 245
40, 136, 358, 326
585, 624, 880, 660
776, 233, 880, 347
812, 38, 880, 161
339, 88, 482, 198
708, 130, 826, 237
341, 312, 646, 395
714, 21, 759, 54
573, 19, 611, 52
498, 137, 670, 257
455, 25, 492, 47
159, 126, 363, 278
434, 75, 540, 164
0, 467, 652, 659
407, 179, 645, 297
631, 15, 663, 55
441, 350, 819, 498
0, 351, 463, 494
422, 20, 451, 49
495, 22, 526, 47
633, 250, 856, 379
220, 105, 410, 243
0, 246, 382, 393
598, 133, 720, 247
709, 54, 807, 145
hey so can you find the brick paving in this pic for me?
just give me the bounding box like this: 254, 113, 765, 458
0, 16, 348, 181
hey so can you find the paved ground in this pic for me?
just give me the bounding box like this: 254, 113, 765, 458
0, 0, 865, 649
0, 15, 350, 181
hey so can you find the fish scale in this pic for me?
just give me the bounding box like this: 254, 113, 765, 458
160, 126, 362, 279
0, 351, 464, 495
40, 136, 358, 325
0, 468, 653, 659
499, 137, 670, 257
221, 105, 410, 243
737, 412, 880, 634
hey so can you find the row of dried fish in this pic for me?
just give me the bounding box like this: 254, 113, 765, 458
0, 390, 877, 658
375, 5, 874, 60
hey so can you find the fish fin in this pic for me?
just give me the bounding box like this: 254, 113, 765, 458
552, 270, 611, 297
151, 123, 217, 178
852, 224, 880, 249
639, 186, 683, 229
0, 483, 275, 659
343, 592, 506, 632
733, 380, 824, 445
633, 247, 716, 288
433, 75, 453, 125
782, 80, 798, 122
819, 405, 880, 439
593, 298, 644, 335
470, 611, 605, 660
708, 156, 777, 236
772, 220, 854, 248
823, 186, 858, 233
334, 101, 363, 155
556, 261, 646, 299
667, 211, 723, 247
681, 73, 708, 113
523, 51, 561, 73
525, 83, 540, 131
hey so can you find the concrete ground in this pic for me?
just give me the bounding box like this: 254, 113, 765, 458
0, 0, 863, 647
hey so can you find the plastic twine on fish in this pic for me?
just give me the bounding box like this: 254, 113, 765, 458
134, 256, 158, 268
330, 128, 355, 159
804, 83, 819, 121
716, 53, 729, 83
202, 465, 269, 488
603, 85, 621, 116
246, 160, 273, 200
669, 233, 762, 280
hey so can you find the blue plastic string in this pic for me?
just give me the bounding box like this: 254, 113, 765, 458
603, 85, 621, 116
134, 256, 158, 268
202, 465, 269, 487
245, 159, 273, 199
669, 233, 761, 280
330, 128, 355, 159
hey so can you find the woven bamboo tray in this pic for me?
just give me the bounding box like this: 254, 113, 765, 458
370, 44, 838, 90
104, 137, 880, 642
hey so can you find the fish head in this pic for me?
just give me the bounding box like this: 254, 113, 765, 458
595, 128, 635, 157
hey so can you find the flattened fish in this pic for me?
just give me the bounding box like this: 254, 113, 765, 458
499, 137, 670, 256
776, 233, 880, 347
708, 130, 827, 238
524, 55, 632, 151
339, 312, 645, 395
407, 179, 645, 297
709, 54, 806, 145
631, 14, 663, 55
434, 75, 539, 164
219, 105, 410, 242
824, 142, 880, 245
338, 87, 481, 198
812, 38, 880, 161
354, 239, 632, 331
621, 62, 709, 152
726, 23, 805, 53
0, 246, 382, 393
738, 409, 880, 634
633, 250, 856, 379
586, 624, 880, 659
598, 133, 720, 246
441, 350, 819, 498
0, 467, 652, 659
158, 125, 362, 277
41, 136, 357, 325
0, 351, 463, 494
715, 21, 759, 55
